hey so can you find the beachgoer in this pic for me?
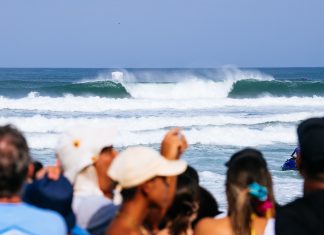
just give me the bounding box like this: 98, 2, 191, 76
276, 117, 324, 235
0, 125, 66, 235
23, 174, 89, 235
195, 148, 275, 235
56, 126, 119, 232
157, 170, 200, 235
27, 160, 44, 182
143, 128, 189, 234
105, 146, 187, 235
192, 186, 221, 229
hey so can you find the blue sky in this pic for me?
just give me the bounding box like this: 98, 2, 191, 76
0, 0, 323, 68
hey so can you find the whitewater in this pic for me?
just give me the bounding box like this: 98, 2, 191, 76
1, 67, 324, 208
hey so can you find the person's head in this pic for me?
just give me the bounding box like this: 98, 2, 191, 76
192, 187, 220, 228
225, 148, 275, 235
182, 165, 199, 184
28, 160, 44, 181
297, 117, 324, 181
108, 146, 187, 209
0, 125, 30, 198
56, 126, 118, 195
164, 172, 200, 235
23, 174, 75, 232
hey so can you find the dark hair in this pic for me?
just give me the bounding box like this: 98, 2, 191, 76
165, 173, 200, 235
100, 146, 114, 154
226, 148, 275, 235
121, 187, 137, 202
31, 161, 44, 180
182, 165, 199, 184
0, 125, 30, 197
297, 117, 324, 180
192, 186, 220, 228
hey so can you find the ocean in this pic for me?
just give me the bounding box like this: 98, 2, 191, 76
1, 67, 324, 209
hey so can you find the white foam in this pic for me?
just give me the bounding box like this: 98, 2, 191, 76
272, 174, 303, 205
199, 171, 227, 209
185, 125, 296, 146
125, 79, 233, 99
78, 70, 136, 84
0, 112, 318, 135
124, 67, 274, 100
1, 95, 324, 112
75, 67, 275, 100
21, 123, 297, 150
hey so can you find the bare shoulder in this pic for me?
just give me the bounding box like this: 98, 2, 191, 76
194, 217, 231, 235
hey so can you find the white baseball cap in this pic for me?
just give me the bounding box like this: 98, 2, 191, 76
56, 125, 117, 184
108, 146, 187, 189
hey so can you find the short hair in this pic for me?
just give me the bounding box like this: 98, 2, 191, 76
297, 117, 324, 180
31, 160, 44, 180
0, 125, 30, 197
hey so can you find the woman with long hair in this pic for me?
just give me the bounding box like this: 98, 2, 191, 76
158, 169, 200, 235
194, 148, 275, 235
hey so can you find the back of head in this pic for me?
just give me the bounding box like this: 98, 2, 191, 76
297, 117, 324, 180
165, 172, 200, 235
226, 148, 274, 235
23, 174, 76, 231
192, 187, 220, 228
31, 161, 44, 180
0, 125, 30, 198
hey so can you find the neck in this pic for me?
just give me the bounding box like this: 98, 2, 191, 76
99, 176, 113, 199
118, 193, 150, 228
0, 195, 21, 203
303, 178, 324, 195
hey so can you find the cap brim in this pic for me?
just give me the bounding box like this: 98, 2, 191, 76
156, 159, 187, 177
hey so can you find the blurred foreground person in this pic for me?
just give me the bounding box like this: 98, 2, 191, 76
276, 118, 324, 235
0, 125, 66, 234
158, 170, 200, 235
23, 174, 89, 235
56, 126, 119, 233
27, 160, 44, 182
195, 148, 275, 235
106, 146, 187, 235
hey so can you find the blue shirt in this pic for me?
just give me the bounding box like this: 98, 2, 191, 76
0, 202, 66, 235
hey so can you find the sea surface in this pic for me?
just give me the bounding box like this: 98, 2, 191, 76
1, 67, 324, 209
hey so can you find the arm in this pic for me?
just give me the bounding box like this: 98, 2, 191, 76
160, 128, 188, 160
160, 128, 188, 216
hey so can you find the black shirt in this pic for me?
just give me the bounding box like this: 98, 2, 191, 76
276, 190, 324, 235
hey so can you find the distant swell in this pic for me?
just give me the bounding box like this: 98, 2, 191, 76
42, 81, 130, 98
229, 79, 324, 98
0, 80, 130, 98
2, 77, 324, 100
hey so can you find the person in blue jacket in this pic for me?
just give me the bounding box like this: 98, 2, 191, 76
281, 147, 300, 171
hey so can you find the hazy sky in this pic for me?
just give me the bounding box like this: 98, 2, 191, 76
1, 0, 323, 68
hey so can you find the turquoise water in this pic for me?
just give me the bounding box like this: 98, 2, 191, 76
1, 67, 323, 208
